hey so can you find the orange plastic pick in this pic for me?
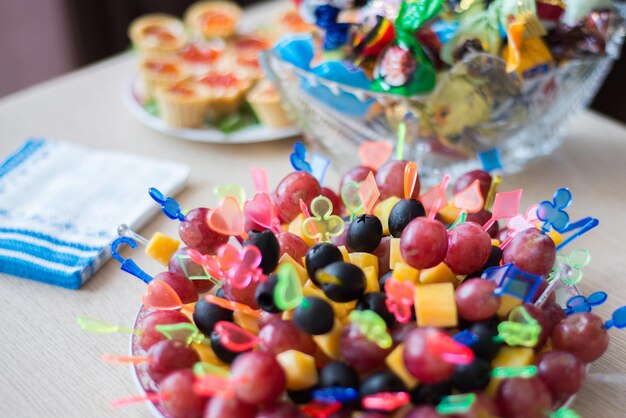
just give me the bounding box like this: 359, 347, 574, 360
452, 180, 484, 214
404, 162, 418, 199
214, 321, 260, 352
358, 141, 393, 170
358, 172, 380, 215
206, 196, 248, 239
428, 175, 451, 220
102, 354, 151, 365
204, 295, 262, 318
111, 392, 167, 408
141, 280, 183, 311
194, 375, 235, 399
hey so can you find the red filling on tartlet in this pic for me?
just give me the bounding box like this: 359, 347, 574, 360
179, 44, 221, 63
142, 25, 177, 43
200, 10, 234, 31
198, 73, 240, 88
145, 61, 179, 74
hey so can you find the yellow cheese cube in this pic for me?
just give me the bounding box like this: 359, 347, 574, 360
301, 282, 349, 319
279, 253, 309, 285
419, 262, 458, 285
349, 252, 379, 279
363, 266, 380, 294
191, 342, 227, 367
145, 232, 180, 266
491, 239, 501, 247
234, 311, 259, 335
276, 350, 319, 390
392, 262, 420, 283
497, 294, 523, 318
486, 347, 535, 396
337, 246, 350, 262
414, 283, 458, 328
374, 196, 401, 235
385, 344, 418, 389
389, 238, 403, 270
438, 204, 461, 225
288, 213, 316, 246
547, 229, 563, 247
313, 319, 344, 360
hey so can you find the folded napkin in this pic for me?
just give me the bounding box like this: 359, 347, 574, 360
0, 139, 189, 289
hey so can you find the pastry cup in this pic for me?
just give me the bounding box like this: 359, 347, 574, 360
139, 57, 187, 100
246, 79, 294, 128
197, 72, 252, 122
155, 80, 209, 129
128, 14, 187, 57
184, 1, 242, 40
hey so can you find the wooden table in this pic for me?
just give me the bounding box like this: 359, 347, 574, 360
1, 16, 626, 418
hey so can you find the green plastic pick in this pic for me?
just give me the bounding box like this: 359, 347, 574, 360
155, 323, 205, 346
550, 408, 581, 418
491, 365, 538, 379
214, 184, 246, 208
274, 263, 303, 311
349, 310, 392, 349
396, 122, 406, 161
193, 362, 231, 378
497, 306, 541, 347
341, 181, 363, 221
76, 316, 140, 336
436, 393, 477, 415
177, 254, 221, 286
448, 211, 467, 230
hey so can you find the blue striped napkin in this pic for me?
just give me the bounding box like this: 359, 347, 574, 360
0, 139, 189, 289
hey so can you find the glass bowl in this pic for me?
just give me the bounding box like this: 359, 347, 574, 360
260, 9, 625, 185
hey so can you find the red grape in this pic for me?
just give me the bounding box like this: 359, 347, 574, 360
400, 218, 448, 270
168, 247, 214, 293
256, 401, 303, 418
179, 208, 229, 254
551, 312, 609, 362
502, 229, 556, 277
231, 352, 286, 404
277, 232, 309, 263
340, 166, 374, 191
404, 406, 442, 418
537, 350, 586, 397
222, 277, 261, 310
204, 396, 257, 418
139, 310, 191, 351
497, 377, 552, 418
147, 339, 200, 383
403, 328, 454, 384
391, 321, 417, 346
274, 171, 322, 223
451, 391, 501, 418
371, 236, 392, 277
258, 311, 283, 328
331, 221, 351, 251
155, 271, 199, 304
455, 279, 500, 321
444, 222, 491, 275
322, 187, 343, 216
541, 301, 566, 335
376, 160, 421, 201
340, 322, 392, 373
159, 369, 206, 418
258, 320, 317, 356
465, 209, 499, 238
453, 170, 492, 200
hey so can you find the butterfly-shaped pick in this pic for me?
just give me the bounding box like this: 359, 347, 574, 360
216, 244, 264, 289
358, 141, 393, 171
244, 192, 280, 233
537, 188, 572, 233
141, 279, 183, 310
149, 187, 185, 221
290, 141, 312, 172
214, 184, 246, 208
274, 263, 303, 311
384, 277, 414, 324
500, 204, 539, 248
358, 172, 380, 215
302, 195, 344, 242
564, 291, 608, 315
207, 196, 247, 238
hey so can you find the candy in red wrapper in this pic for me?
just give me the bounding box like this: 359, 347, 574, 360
536, 0, 566, 23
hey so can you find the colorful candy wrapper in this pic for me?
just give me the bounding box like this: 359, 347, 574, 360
561, 0, 613, 27
535, 0, 566, 25
372, 0, 444, 96
358, 0, 404, 23
499, 0, 538, 30
350, 15, 396, 67
502, 15, 554, 79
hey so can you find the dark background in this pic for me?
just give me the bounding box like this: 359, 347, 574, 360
65, 0, 626, 123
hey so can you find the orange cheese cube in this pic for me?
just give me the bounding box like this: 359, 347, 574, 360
276, 350, 319, 390
486, 347, 535, 396
393, 262, 420, 283
349, 252, 379, 279
419, 262, 458, 285
386, 344, 418, 389
279, 253, 309, 285
363, 265, 380, 294
497, 294, 523, 318
145, 232, 180, 266
374, 196, 401, 235
191, 342, 227, 367
438, 204, 461, 224
389, 238, 402, 270
313, 319, 344, 360
414, 283, 458, 328
234, 311, 259, 335
288, 213, 316, 246
337, 246, 350, 262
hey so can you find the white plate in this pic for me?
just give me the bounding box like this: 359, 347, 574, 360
123, 77, 300, 144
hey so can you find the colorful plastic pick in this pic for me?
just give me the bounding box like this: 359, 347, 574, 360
550, 408, 581, 418
302, 195, 344, 242
483, 174, 501, 211
312, 387, 359, 403
426, 331, 475, 365
500, 204, 539, 248
155, 323, 204, 345
176, 256, 220, 287
362, 392, 410, 411
384, 277, 415, 324
111, 392, 166, 408
564, 291, 608, 315
310, 152, 331, 185
341, 181, 363, 221
204, 295, 261, 318
358, 172, 380, 214
250, 167, 269, 194
483, 263, 543, 303
117, 224, 149, 245
207, 196, 247, 239
102, 354, 151, 365
214, 321, 260, 352
214, 184, 246, 208
436, 393, 476, 415
482, 189, 523, 232
555, 217, 599, 251
548, 249, 591, 285
216, 244, 264, 290
497, 306, 541, 347
491, 365, 538, 378
603, 306, 626, 330
452, 179, 485, 214
537, 188, 572, 233
244, 192, 280, 233
110, 237, 153, 284
274, 263, 303, 311
453, 329, 477, 346
194, 374, 235, 399
447, 211, 467, 230
349, 310, 392, 349
428, 175, 451, 220
404, 161, 418, 199
302, 400, 341, 417
76, 316, 140, 335
184, 248, 223, 279
290, 141, 312, 172
141, 279, 183, 310
358, 141, 393, 171
193, 362, 230, 378
300, 198, 312, 218
396, 122, 407, 160
477, 148, 503, 172
149, 187, 185, 221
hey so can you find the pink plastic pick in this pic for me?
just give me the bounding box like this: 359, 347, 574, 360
111, 392, 167, 408
384, 277, 415, 323
244, 192, 280, 232
207, 196, 247, 238
214, 321, 260, 352
362, 392, 410, 411
428, 175, 451, 220
251, 167, 269, 194
358, 172, 380, 215
194, 375, 235, 398
452, 180, 484, 213
300, 198, 312, 218
358, 141, 393, 170
102, 354, 151, 365
501, 204, 540, 249
185, 248, 223, 279
483, 189, 523, 232
426, 331, 475, 365
404, 162, 418, 199
141, 280, 183, 310
204, 295, 261, 318
216, 244, 264, 289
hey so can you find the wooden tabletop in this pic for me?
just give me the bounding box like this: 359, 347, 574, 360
1, 13, 626, 418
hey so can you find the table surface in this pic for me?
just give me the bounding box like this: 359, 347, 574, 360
1, 7, 626, 418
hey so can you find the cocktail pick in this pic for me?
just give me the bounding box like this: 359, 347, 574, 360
564, 291, 608, 315
453, 329, 477, 346
193, 362, 230, 378
483, 174, 502, 211
177, 248, 222, 286
244, 192, 281, 233
448, 179, 485, 228
250, 167, 269, 194
477, 148, 503, 172
549, 408, 581, 418
110, 392, 168, 408
290, 141, 312, 173
396, 121, 407, 161
482, 189, 523, 232
117, 224, 149, 245
603, 306, 626, 330
214, 184, 246, 208
204, 295, 261, 318
216, 244, 265, 290
312, 387, 359, 404
496, 306, 541, 347
194, 374, 243, 399
362, 392, 410, 411
358, 172, 380, 215
404, 161, 418, 199
491, 365, 538, 378
349, 310, 392, 349
76, 316, 140, 336
110, 237, 153, 284
302, 195, 344, 242
359, 141, 393, 171
102, 354, 151, 365
483, 263, 544, 303
148, 187, 186, 221
500, 204, 539, 249
141, 279, 183, 310
384, 277, 415, 324
155, 323, 205, 346
548, 249, 591, 285
427, 175, 451, 220
310, 152, 331, 186
274, 262, 303, 311
341, 181, 363, 221
426, 331, 475, 365
214, 321, 261, 352
302, 400, 342, 418
436, 393, 476, 415
206, 196, 248, 239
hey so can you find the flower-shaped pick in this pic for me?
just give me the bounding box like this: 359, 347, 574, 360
216, 244, 265, 289
384, 277, 415, 324
537, 188, 572, 233
565, 291, 608, 315
548, 249, 591, 285
302, 195, 345, 242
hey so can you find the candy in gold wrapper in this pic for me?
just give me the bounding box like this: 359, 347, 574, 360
502, 15, 554, 79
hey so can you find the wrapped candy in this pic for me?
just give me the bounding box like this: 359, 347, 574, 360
372, 0, 445, 96
561, 0, 613, 27
349, 15, 396, 68
502, 14, 554, 79
535, 0, 566, 25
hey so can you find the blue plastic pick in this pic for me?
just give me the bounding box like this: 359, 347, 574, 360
148, 188, 185, 221
564, 291, 608, 315
110, 237, 153, 284
604, 306, 626, 330
453, 329, 477, 346
312, 387, 359, 403
310, 152, 330, 186
477, 148, 503, 172
290, 141, 312, 173
483, 263, 543, 303
555, 217, 599, 251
